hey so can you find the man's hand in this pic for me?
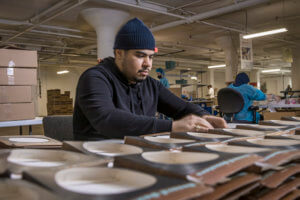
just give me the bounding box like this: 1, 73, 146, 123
202, 115, 228, 128
172, 114, 214, 133
172, 114, 228, 133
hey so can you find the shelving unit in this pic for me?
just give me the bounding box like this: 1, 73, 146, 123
178, 70, 207, 98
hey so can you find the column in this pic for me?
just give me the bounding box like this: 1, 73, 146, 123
291, 48, 300, 90
208, 69, 215, 86
81, 8, 130, 60
249, 69, 260, 89
215, 35, 239, 84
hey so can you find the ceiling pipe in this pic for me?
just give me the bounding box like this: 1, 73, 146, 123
2, 41, 77, 50
0, 33, 65, 45
29, 0, 71, 23
156, 41, 221, 53
30, 30, 89, 39
166, 0, 206, 12
0, 18, 82, 33
146, 0, 298, 47
103, 0, 270, 32
81, 8, 130, 59
199, 21, 244, 33
102, 0, 290, 48
0, 0, 88, 44
0, 26, 94, 41
150, 0, 271, 32
154, 56, 210, 65
102, 0, 186, 19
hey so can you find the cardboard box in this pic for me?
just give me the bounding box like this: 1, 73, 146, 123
0, 86, 32, 103
47, 89, 61, 97
0, 68, 37, 85
47, 89, 73, 115
0, 49, 38, 68
0, 103, 35, 121
64, 91, 70, 96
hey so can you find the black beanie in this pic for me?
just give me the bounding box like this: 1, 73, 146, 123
113, 18, 155, 50
234, 72, 250, 87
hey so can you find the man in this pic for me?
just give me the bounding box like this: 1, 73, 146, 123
284, 84, 292, 98
156, 68, 169, 88
207, 85, 214, 99
73, 18, 227, 140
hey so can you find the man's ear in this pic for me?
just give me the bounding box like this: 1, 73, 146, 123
115, 49, 123, 60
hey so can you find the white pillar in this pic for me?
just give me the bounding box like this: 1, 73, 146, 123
250, 69, 260, 88
208, 69, 215, 87
81, 8, 130, 60
215, 35, 239, 84
291, 48, 300, 90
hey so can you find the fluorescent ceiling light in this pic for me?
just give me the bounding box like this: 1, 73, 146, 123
57, 70, 69, 74
280, 69, 291, 73
261, 69, 280, 73
243, 28, 287, 39
208, 64, 226, 69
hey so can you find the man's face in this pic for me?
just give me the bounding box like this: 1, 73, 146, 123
116, 49, 154, 84
157, 72, 162, 79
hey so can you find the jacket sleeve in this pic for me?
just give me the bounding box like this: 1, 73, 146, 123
161, 78, 170, 88
77, 71, 172, 138
156, 83, 210, 119
248, 85, 266, 101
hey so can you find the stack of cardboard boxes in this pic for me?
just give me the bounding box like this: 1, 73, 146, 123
0, 49, 37, 121
47, 89, 73, 115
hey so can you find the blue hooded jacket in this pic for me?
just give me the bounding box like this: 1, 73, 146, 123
228, 72, 266, 123
156, 68, 170, 88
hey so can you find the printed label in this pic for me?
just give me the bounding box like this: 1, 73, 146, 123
7, 68, 14, 76
8, 60, 16, 67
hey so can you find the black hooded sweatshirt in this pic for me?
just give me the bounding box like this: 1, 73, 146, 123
73, 57, 208, 140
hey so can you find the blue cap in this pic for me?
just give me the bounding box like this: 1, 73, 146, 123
113, 18, 155, 50
234, 72, 250, 87
156, 68, 165, 76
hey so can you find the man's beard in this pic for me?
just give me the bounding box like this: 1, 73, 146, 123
134, 76, 146, 83
135, 68, 149, 82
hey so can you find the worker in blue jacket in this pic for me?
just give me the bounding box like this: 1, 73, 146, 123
228, 72, 266, 123
156, 68, 170, 88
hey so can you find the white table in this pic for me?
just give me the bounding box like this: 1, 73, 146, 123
259, 104, 300, 109
227, 123, 252, 129
0, 117, 43, 135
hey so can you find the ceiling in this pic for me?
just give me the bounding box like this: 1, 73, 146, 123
0, 0, 299, 75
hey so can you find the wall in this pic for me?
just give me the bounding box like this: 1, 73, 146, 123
37, 65, 88, 116
162, 69, 227, 98
261, 75, 291, 95
213, 71, 227, 95
162, 69, 208, 98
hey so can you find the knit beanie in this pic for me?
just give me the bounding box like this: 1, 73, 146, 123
156, 68, 165, 76
234, 72, 250, 87
113, 18, 155, 50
